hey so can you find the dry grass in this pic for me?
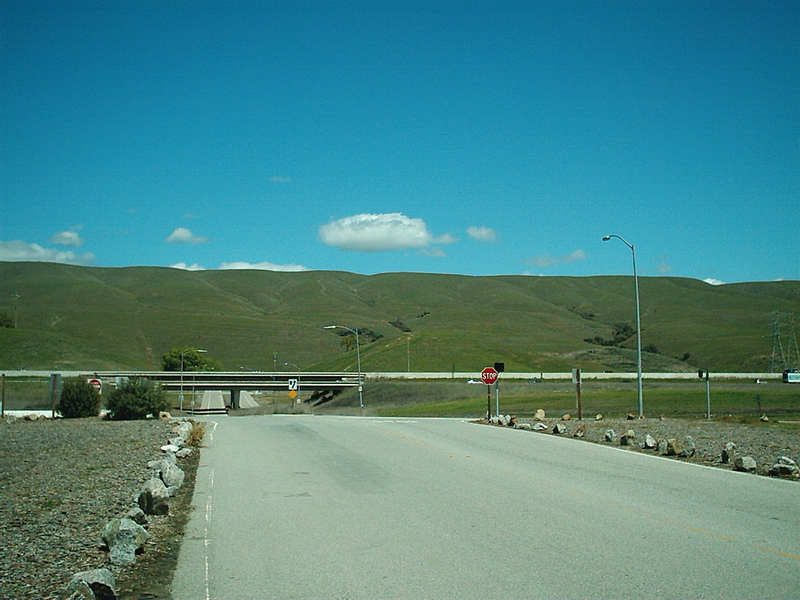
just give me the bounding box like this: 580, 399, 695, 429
185, 419, 207, 447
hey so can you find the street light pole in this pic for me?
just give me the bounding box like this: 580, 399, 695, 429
180, 348, 207, 413
603, 235, 643, 417
324, 325, 363, 415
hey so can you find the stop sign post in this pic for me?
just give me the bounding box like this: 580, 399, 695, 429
481, 367, 499, 419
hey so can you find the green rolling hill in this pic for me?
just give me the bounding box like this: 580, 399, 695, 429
0, 262, 798, 373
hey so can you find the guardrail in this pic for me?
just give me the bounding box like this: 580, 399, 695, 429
0, 370, 785, 381
82, 371, 360, 391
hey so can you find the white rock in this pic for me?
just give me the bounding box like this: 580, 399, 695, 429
733, 456, 757, 472
67, 568, 116, 600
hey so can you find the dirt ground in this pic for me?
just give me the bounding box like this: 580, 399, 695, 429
0, 416, 198, 600
508, 414, 800, 478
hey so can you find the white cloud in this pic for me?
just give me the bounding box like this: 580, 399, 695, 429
319, 213, 436, 252
524, 249, 587, 268
704, 278, 725, 286
170, 261, 310, 272
170, 262, 206, 271
419, 247, 447, 258
51, 229, 84, 248
434, 233, 458, 245
467, 226, 496, 242
657, 261, 674, 274
219, 261, 309, 272
270, 176, 291, 183
0, 240, 95, 265
165, 227, 209, 245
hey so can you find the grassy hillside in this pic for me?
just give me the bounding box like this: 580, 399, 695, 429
0, 262, 798, 373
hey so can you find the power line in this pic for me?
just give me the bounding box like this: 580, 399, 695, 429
769, 311, 800, 372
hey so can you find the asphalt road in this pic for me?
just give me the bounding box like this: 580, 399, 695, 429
171, 416, 800, 599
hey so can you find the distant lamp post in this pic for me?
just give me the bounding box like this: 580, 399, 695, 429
180, 349, 207, 412
324, 325, 363, 415
602, 234, 643, 417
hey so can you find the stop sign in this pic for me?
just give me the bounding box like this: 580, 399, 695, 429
481, 367, 498, 385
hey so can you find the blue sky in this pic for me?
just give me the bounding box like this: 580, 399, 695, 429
2, 1, 798, 284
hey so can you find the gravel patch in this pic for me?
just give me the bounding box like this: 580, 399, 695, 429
0, 417, 199, 600
512, 415, 800, 478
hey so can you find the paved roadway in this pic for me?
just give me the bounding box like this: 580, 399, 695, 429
171, 416, 799, 599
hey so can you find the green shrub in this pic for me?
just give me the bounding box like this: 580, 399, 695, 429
106, 378, 169, 421
57, 377, 102, 418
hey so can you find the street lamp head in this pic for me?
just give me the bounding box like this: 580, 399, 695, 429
324, 324, 363, 415
602, 234, 633, 250
324, 324, 358, 334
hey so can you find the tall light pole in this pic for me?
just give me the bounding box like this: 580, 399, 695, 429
180, 348, 207, 412
324, 325, 363, 415
603, 235, 643, 417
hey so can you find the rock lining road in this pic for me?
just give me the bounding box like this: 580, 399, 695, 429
512, 416, 800, 477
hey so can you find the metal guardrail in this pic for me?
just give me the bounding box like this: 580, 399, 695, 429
0, 370, 785, 381
82, 371, 362, 391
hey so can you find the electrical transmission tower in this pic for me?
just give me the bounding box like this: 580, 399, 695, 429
769, 311, 800, 372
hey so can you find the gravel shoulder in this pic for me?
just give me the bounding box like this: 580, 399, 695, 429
512, 415, 800, 478
0, 417, 199, 600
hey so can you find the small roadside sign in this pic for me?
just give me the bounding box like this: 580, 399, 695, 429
481, 367, 499, 419
288, 378, 298, 391
481, 367, 498, 385
572, 368, 582, 421
89, 378, 102, 394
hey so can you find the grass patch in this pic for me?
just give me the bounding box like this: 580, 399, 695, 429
2, 262, 799, 373
1, 376, 51, 411
42, 498, 62, 511
366, 380, 800, 420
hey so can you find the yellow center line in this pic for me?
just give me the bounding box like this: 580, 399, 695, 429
757, 546, 800, 561
367, 423, 430, 446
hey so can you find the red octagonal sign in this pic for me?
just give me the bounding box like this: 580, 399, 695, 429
481, 367, 498, 385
